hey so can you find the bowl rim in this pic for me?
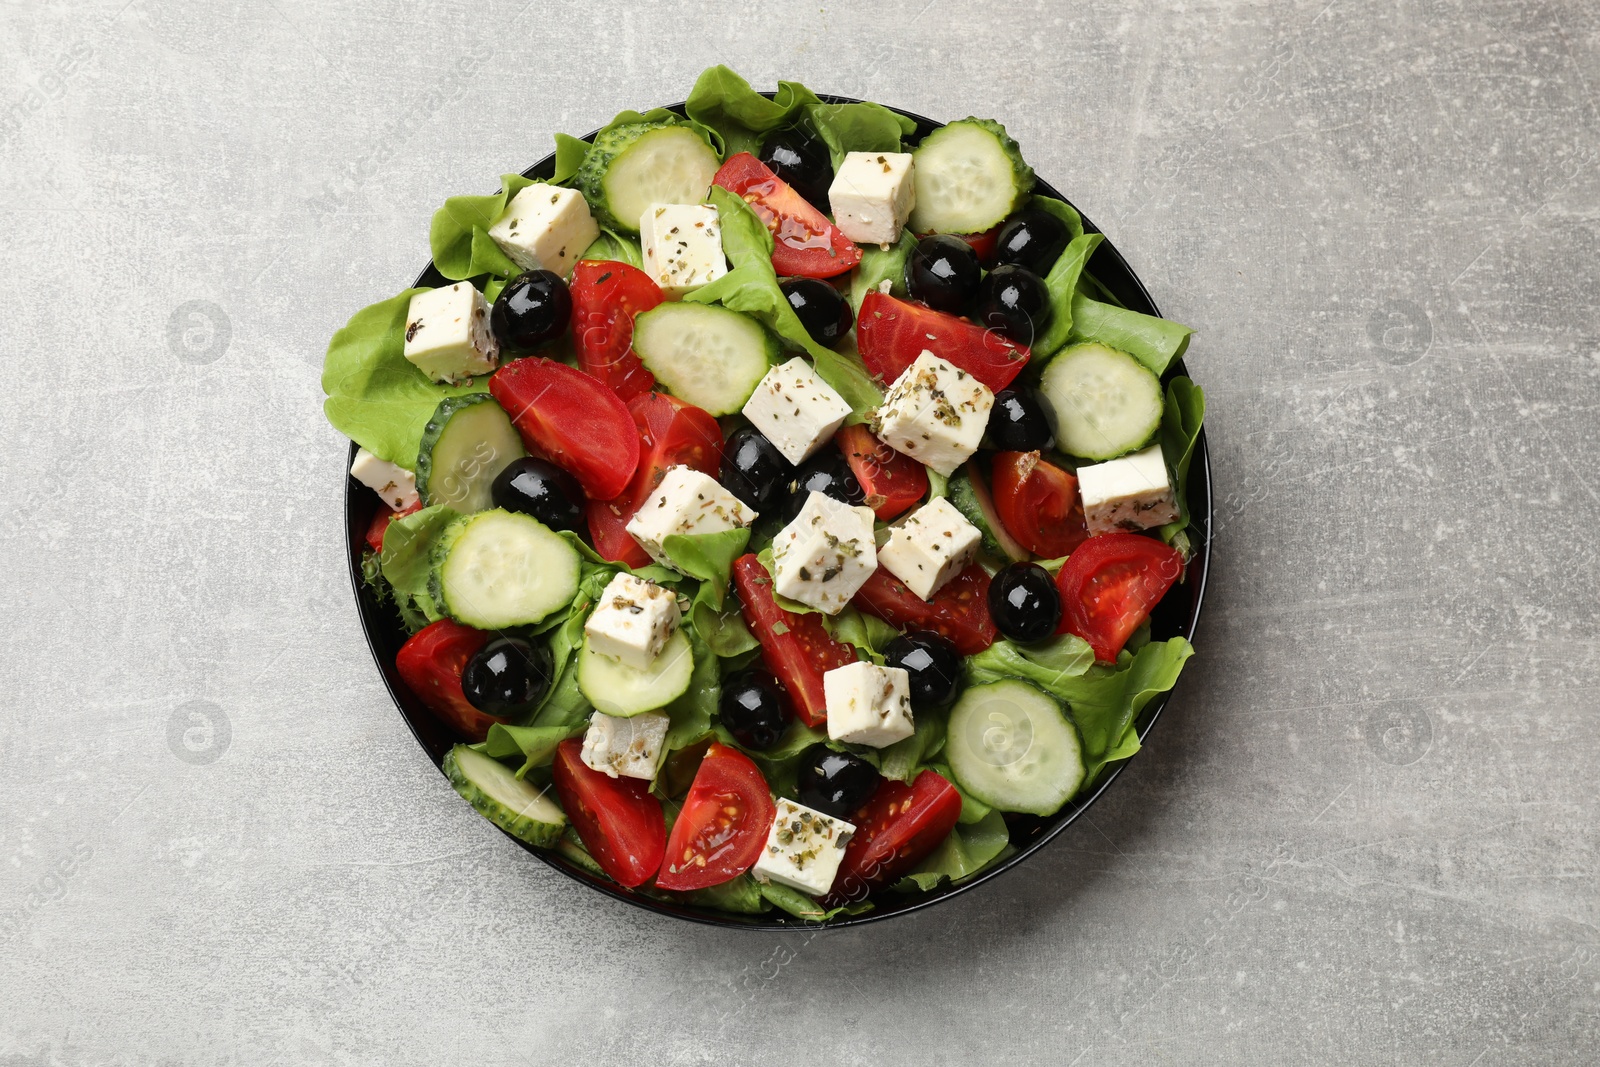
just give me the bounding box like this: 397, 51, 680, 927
343, 92, 1211, 931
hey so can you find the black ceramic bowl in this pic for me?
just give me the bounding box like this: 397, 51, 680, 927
344, 94, 1211, 930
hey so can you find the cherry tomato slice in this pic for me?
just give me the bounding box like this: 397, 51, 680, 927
1054, 532, 1184, 662
363, 499, 421, 554
824, 769, 963, 906
990, 450, 1090, 559
570, 260, 663, 402
655, 743, 776, 892
856, 290, 1030, 392
713, 153, 862, 279
490, 357, 639, 502
731, 554, 858, 727
394, 619, 499, 742
836, 424, 928, 521
551, 739, 666, 888
851, 563, 998, 656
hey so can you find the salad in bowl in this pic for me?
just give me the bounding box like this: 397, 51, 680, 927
323, 66, 1206, 925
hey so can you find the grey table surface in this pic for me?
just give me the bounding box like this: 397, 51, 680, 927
3, 0, 1597, 1063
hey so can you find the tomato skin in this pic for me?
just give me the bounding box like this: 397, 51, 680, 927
655, 743, 776, 892
713, 153, 862, 279
363, 499, 421, 554
856, 291, 1030, 392
570, 260, 663, 402
990, 451, 1090, 559
551, 739, 667, 888
1054, 533, 1184, 662
394, 619, 500, 742
926, 224, 1001, 267
489, 356, 640, 502
836, 424, 928, 521
731, 554, 858, 727
851, 564, 998, 656
824, 769, 963, 906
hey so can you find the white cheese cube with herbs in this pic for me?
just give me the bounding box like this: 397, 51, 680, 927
349, 447, 419, 511
580, 710, 670, 780
873, 350, 994, 476
639, 203, 728, 299
751, 797, 857, 898
625, 465, 757, 568
740, 358, 853, 465
583, 572, 681, 671
876, 496, 982, 600
824, 661, 915, 748
1076, 444, 1180, 535
770, 490, 878, 615
402, 283, 499, 385
828, 151, 916, 246
487, 183, 599, 280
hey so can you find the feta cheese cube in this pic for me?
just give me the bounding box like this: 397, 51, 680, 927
824, 661, 915, 748
625, 465, 757, 568
828, 151, 916, 246
487, 183, 599, 280
349, 447, 418, 511
1076, 444, 1180, 534
873, 351, 994, 476
402, 283, 499, 385
876, 497, 982, 599
583, 572, 681, 671
580, 710, 670, 780
751, 797, 857, 898
770, 491, 878, 615
639, 203, 728, 299
740, 358, 853, 465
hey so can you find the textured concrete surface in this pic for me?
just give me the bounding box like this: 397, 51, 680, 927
2, 0, 1597, 1063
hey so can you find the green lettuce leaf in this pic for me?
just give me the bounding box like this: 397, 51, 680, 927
1068, 293, 1194, 377
892, 809, 1011, 891
685, 65, 913, 167
529, 605, 594, 731
965, 634, 1098, 688
661, 629, 719, 753
1159, 377, 1206, 543
377, 504, 460, 626
1028, 194, 1086, 242
821, 605, 899, 665
661, 529, 750, 610
848, 229, 916, 312
927, 759, 994, 824
878, 706, 948, 783
428, 174, 537, 281
482, 723, 578, 778
756, 881, 873, 921
578, 227, 643, 268
671, 874, 771, 914
552, 133, 590, 184
322, 289, 487, 468
1034, 232, 1104, 358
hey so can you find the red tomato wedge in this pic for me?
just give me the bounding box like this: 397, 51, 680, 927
713, 153, 862, 279
570, 260, 663, 402
490, 357, 639, 501
394, 619, 499, 742
551, 739, 666, 888
363, 499, 421, 554
925, 224, 1002, 267
586, 391, 724, 567
856, 290, 1030, 392
655, 743, 776, 892
824, 769, 963, 906
731, 554, 858, 727
990, 451, 1090, 559
836, 424, 928, 521
851, 563, 998, 656
1054, 533, 1184, 662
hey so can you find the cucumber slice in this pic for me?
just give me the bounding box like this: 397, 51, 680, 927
949, 463, 1029, 562
574, 122, 720, 234
430, 509, 580, 629
946, 680, 1084, 816
415, 394, 526, 513
444, 744, 566, 847
577, 628, 695, 717
908, 118, 1035, 236
631, 302, 779, 415
1037, 342, 1163, 461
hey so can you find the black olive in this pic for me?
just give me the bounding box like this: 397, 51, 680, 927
905, 234, 983, 316
491, 457, 583, 532
987, 562, 1062, 643
994, 208, 1071, 275
883, 632, 963, 711
490, 269, 571, 353
721, 426, 795, 514
783, 447, 865, 523
461, 637, 554, 715
796, 745, 882, 819
758, 125, 833, 210
779, 277, 853, 349
976, 264, 1052, 347
987, 387, 1055, 452
719, 671, 793, 751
